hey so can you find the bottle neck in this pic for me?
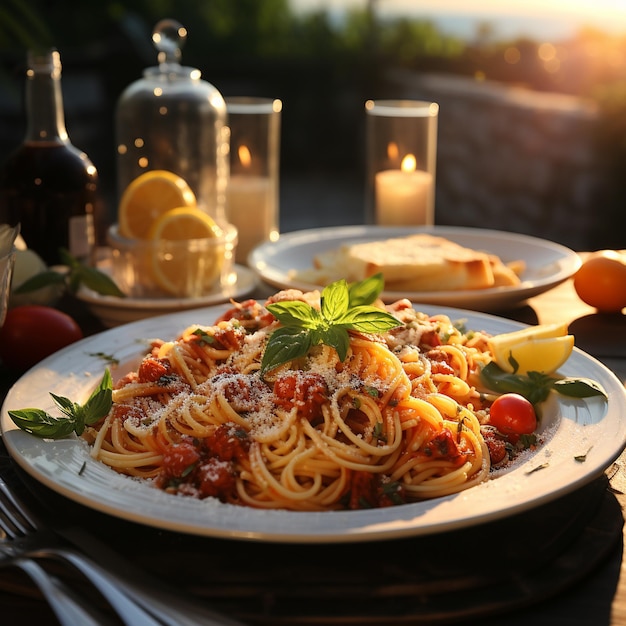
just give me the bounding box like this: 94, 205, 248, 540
24, 49, 69, 144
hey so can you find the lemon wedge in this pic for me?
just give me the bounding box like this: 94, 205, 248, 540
487, 323, 574, 374
118, 170, 197, 239
147, 207, 224, 296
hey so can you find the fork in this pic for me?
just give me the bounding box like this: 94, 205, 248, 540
2, 555, 115, 626
0, 474, 166, 625
0, 472, 243, 626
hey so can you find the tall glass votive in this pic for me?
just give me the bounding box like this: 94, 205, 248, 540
365, 99, 439, 226
225, 97, 281, 264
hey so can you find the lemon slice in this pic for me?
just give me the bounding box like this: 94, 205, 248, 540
147, 206, 222, 241
147, 207, 224, 296
118, 170, 197, 239
488, 323, 574, 374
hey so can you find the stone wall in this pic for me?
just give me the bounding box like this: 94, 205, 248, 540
386, 70, 607, 250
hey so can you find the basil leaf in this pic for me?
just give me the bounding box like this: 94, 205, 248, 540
18, 248, 126, 299
507, 351, 520, 373
323, 326, 350, 362
51, 393, 79, 419
8, 408, 77, 439
348, 273, 384, 306
261, 277, 400, 373
93, 368, 113, 396
72, 408, 87, 436
13, 270, 66, 294
83, 390, 113, 424
75, 265, 126, 297
261, 327, 312, 374
479, 362, 552, 405
8, 370, 114, 439
553, 377, 608, 399
336, 306, 400, 333
192, 328, 215, 345
480, 363, 609, 406
59, 247, 78, 268
321, 279, 350, 322
266, 301, 322, 329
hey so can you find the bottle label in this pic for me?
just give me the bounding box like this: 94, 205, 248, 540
69, 214, 94, 261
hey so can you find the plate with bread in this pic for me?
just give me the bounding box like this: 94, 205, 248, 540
248, 225, 581, 311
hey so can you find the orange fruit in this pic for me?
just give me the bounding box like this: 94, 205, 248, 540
147, 207, 224, 296
573, 250, 626, 313
118, 170, 197, 239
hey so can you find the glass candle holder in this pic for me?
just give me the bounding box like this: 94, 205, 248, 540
106, 224, 237, 299
116, 20, 229, 224
365, 99, 439, 226
225, 97, 281, 264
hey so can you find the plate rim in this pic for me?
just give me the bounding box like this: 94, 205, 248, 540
248, 225, 582, 308
2, 302, 624, 544
76, 264, 257, 311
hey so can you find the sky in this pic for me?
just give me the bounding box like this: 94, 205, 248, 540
290, 0, 626, 38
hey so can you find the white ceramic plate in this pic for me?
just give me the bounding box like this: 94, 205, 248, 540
248, 226, 582, 311
76, 264, 257, 327
2, 303, 624, 543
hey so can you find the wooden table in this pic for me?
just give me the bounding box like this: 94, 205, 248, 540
1, 263, 625, 625
521, 268, 626, 625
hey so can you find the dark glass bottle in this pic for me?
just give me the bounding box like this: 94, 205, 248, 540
0, 49, 98, 266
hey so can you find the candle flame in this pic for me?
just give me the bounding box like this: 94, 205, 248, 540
387, 142, 399, 161
401, 154, 417, 173
238, 145, 252, 168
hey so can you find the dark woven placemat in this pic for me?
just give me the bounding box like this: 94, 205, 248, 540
0, 445, 623, 625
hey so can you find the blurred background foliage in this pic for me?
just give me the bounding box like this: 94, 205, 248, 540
1, 0, 625, 225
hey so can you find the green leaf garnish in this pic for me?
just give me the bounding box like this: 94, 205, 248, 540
348, 273, 384, 306
8, 409, 78, 439
574, 447, 592, 463
88, 352, 120, 366
15, 248, 125, 298
192, 328, 216, 346
8, 369, 113, 439
13, 270, 66, 293
525, 462, 550, 475
74, 264, 125, 297
268, 300, 324, 330
260, 276, 400, 375
553, 377, 607, 399
480, 361, 608, 406
261, 327, 313, 373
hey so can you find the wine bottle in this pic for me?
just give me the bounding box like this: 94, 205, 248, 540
0, 48, 98, 266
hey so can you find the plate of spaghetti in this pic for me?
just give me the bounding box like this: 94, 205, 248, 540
2, 282, 625, 543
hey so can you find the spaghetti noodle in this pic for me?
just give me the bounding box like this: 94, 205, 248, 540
85, 292, 498, 511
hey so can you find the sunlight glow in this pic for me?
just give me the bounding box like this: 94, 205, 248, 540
504, 47, 521, 64
290, 0, 626, 36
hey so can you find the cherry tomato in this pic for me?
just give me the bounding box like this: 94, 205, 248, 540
0, 305, 83, 372
573, 250, 626, 313
489, 393, 537, 436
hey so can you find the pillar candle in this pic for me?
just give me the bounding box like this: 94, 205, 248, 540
227, 175, 274, 262
375, 169, 433, 226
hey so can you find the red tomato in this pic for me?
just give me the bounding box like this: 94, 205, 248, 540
273, 372, 328, 421
161, 442, 200, 478
489, 393, 537, 436
0, 305, 83, 372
